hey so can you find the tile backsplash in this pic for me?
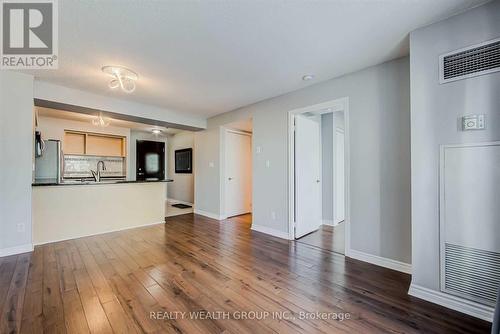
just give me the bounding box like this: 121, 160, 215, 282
63, 155, 126, 179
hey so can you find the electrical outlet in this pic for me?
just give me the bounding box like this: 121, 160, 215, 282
266, 160, 270, 168
209, 162, 215, 168
271, 211, 276, 220
17, 223, 25, 233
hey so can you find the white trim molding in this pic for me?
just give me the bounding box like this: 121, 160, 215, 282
408, 284, 494, 322
251, 224, 291, 240
167, 198, 194, 206
0, 243, 34, 257
194, 209, 226, 220
348, 249, 412, 274
322, 219, 334, 226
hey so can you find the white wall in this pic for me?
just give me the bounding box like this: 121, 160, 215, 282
33, 182, 166, 245
204, 57, 411, 264
0, 71, 34, 256
321, 111, 345, 224
321, 113, 334, 222
34, 80, 207, 130
167, 131, 194, 204
410, 0, 500, 308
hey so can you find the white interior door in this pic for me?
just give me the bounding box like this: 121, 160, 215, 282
335, 129, 345, 224
225, 131, 252, 217
295, 115, 322, 238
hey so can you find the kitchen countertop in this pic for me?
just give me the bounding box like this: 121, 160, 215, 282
32, 178, 173, 186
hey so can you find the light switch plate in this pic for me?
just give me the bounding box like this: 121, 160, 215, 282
462, 114, 485, 131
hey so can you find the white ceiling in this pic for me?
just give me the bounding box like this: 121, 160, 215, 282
28, 0, 488, 118
36, 107, 184, 136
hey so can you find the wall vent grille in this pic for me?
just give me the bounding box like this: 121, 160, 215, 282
444, 243, 500, 306
440, 38, 500, 83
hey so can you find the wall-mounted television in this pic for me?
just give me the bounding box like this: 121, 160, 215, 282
175, 148, 192, 173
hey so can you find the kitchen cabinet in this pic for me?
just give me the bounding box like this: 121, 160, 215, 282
64, 132, 86, 154
64, 131, 126, 157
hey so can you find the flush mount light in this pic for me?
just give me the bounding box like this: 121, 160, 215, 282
102, 65, 138, 93
92, 114, 110, 127
302, 74, 315, 81
151, 128, 162, 135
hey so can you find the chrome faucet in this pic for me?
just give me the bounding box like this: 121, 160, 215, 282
91, 160, 106, 182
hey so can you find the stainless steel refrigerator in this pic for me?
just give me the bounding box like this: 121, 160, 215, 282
34, 139, 61, 184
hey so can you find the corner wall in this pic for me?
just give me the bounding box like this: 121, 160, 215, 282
167, 131, 195, 204
204, 56, 411, 265
0, 71, 34, 256
409, 0, 500, 320
193, 128, 221, 218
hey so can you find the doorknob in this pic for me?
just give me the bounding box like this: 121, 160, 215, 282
316, 179, 320, 183
228, 177, 233, 180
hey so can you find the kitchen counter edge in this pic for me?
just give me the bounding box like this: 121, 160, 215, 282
32, 179, 174, 187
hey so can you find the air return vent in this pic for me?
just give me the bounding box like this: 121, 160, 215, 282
439, 38, 500, 83
444, 243, 500, 306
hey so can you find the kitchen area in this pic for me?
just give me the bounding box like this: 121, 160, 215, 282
31, 103, 186, 245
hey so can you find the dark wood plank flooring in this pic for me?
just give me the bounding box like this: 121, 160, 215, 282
0, 213, 491, 333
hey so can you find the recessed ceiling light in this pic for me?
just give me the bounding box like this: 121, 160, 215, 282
151, 129, 162, 135
302, 74, 315, 81
102, 65, 138, 93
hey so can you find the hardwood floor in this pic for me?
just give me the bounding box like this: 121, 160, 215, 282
0, 213, 491, 333
296, 223, 345, 255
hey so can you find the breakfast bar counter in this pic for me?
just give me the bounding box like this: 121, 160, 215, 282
32, 180, 171, 245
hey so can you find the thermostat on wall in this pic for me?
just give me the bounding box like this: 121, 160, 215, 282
462, 114, 485, 131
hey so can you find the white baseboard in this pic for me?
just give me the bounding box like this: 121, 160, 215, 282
193, 209, 225, 220
167, 198, 194, 206
322, 219, 334, 226
408, 284, 494, 322
0, 243, 34, 257
251, 224, 291, 240
348, 249, 412, 274
33, 221, 165, 246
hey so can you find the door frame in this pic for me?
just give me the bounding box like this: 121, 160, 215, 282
220, 127, 253, 219
287, 97, 350, 256
334, 127, 345, 225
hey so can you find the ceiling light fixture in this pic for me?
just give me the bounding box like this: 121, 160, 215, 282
102, 65, 138, 93
151, 128, 162, 135
302, 74, 315, 81
92, 114, 110, 127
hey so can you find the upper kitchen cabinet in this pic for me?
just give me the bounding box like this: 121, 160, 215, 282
64, 131, 86, 155
64, 130, 126, 157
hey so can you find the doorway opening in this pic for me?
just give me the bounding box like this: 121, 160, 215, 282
288, 97, 349, 255
221, 118, 253, 224
165, 130, 196, 217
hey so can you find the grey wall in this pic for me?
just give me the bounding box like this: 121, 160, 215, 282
321, 113, 334, 221
0, 71, 34, 254
167, 131, 195, 203
194, 128, 221, 214
205, 56, 411, 263
410, 1, 500, 291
